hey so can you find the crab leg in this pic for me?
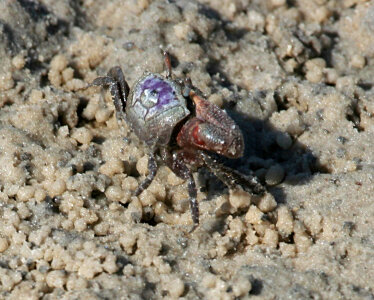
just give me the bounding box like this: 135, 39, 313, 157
200, 151, 265, 195
89, 66, 129, 120
187, 172, 199, 227
161, 148, 199, 228
134, 152, 158, 196
108, 66, 130, 101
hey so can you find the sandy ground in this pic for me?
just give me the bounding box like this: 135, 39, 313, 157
0, 0, 374, 299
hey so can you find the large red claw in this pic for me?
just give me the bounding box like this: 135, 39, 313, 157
177, 92, 244, 158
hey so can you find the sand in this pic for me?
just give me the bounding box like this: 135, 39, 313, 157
0, 0, 374, 299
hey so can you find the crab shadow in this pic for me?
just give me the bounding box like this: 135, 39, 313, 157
199, 101, 326, 206
194, 3, 329, 204
191, 3, 325, 204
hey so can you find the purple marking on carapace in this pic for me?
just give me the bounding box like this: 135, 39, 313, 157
140, 76, 175, 110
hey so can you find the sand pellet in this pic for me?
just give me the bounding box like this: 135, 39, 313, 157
164, 277, 185, 298
50, 55, 68, 72
12, 54, 26, 69
270, 0, 286, 7
350, 54, 365, 69
105, 185, 124, 202
305, 58, 326, 83
276, 206, 294, 237
279, 242, 296, 258
173, 23, 193, 40
62, 67, 74, 83
262, 228, 279, 248
294, 221, 312, 253
136, 155, 149, 176
95, 108, 112, 123
66, 274, 88, 291
16, 186, 35, 202
0, 72, 14, 91
138, 189, 157, 206
232, 276, 252, 297
246, 225, 259, 245
245, 205, 264, 225
102, 254, 119, 274
71, 127, 93, 145
78, 258, 103, 279
229, 189, 251, 209
99, 158, 125, 177
74, 218, 87, 232
46, 270, 66, 289
29, 89, 44, 103
49, 179, 67, 197
122, 176, 138, 192
257, 193, 277, 213
0, 238, 9, 252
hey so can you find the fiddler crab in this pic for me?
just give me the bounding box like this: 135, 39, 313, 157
87, 52, 265, 230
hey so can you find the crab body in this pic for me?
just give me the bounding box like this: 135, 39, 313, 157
127, 73, 190, 146
89, 52, 264, 229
